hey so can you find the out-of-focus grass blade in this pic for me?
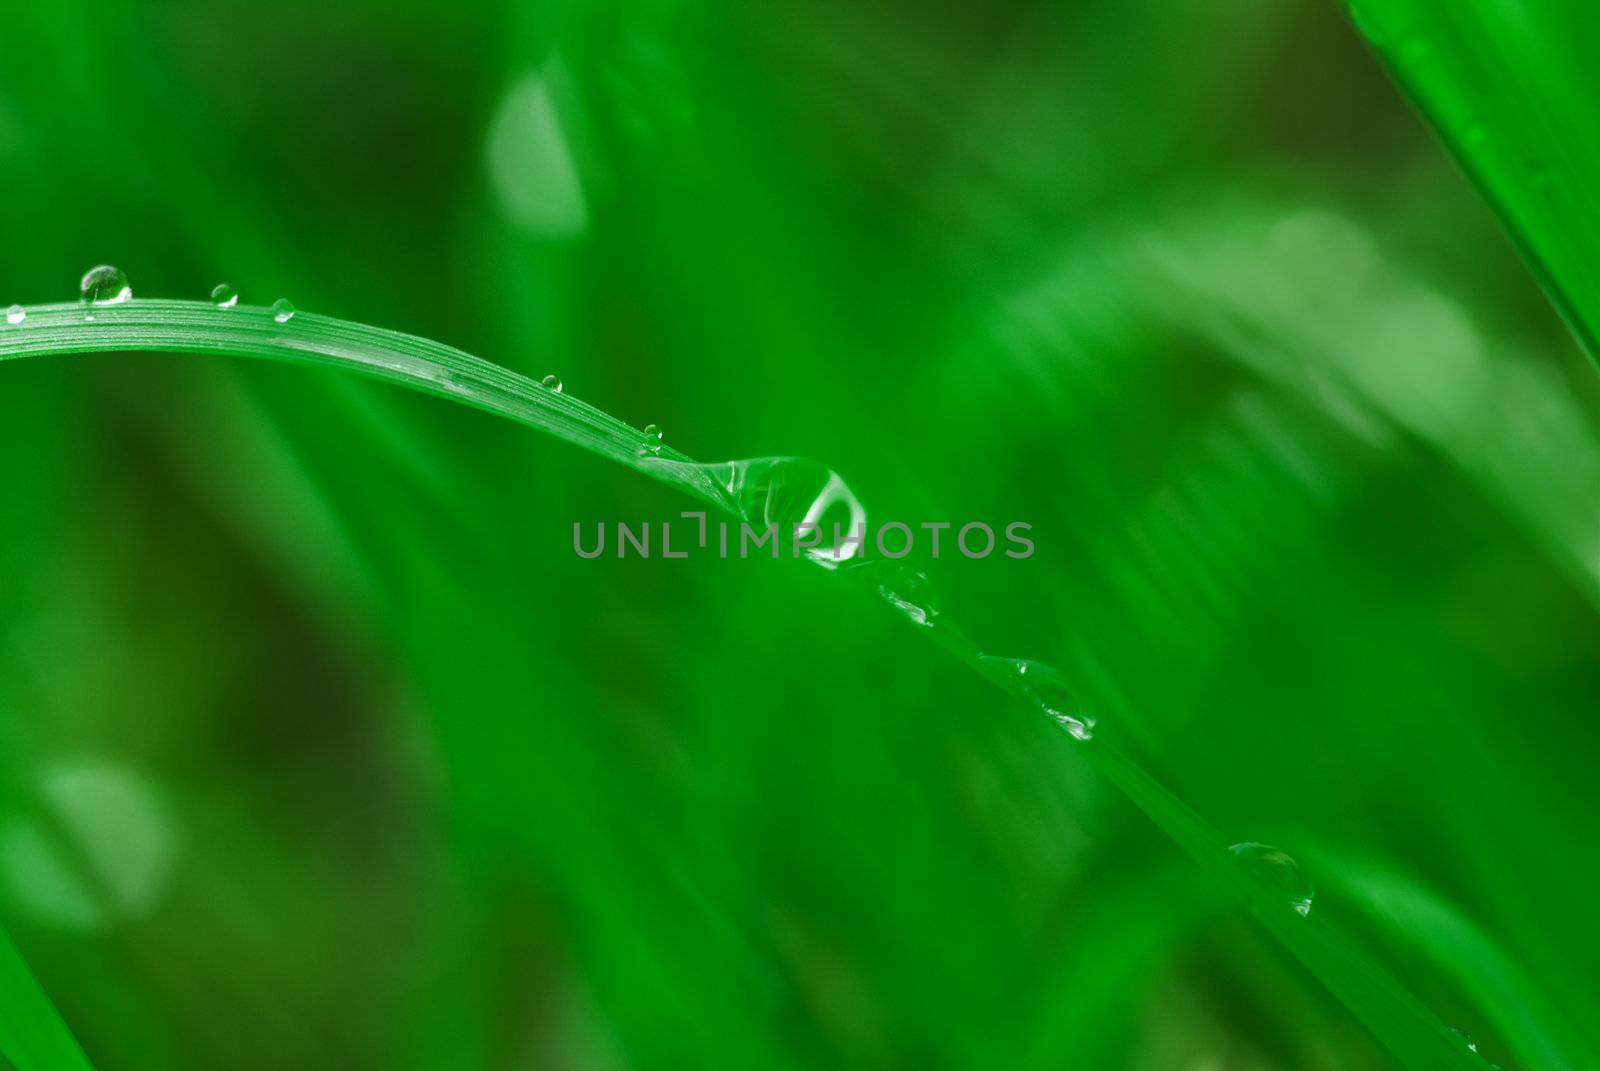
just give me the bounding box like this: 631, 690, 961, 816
1133, 197, 1600, 609
1311, 844, 1596, 1069
1345, 0, 1600, 364
0, 927, 93, 1071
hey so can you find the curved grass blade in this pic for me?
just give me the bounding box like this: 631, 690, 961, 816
1345, 0, 1600, 366
0, 299, 1489, 1068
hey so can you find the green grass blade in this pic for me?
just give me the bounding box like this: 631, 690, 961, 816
1312, 844, 1596, 1069
0, 927, 94, 1071
0, 301, 699, 497
1346, 0, 1600, 365
0, 298, 1492, 1068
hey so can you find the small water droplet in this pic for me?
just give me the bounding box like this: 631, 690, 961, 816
271, 299, 296, 324
541, 374, 563, 393
883, 571, 935, 625
1450, 1028, 1479, 1054
80, 266, 131, 316
210, 283, 238, 308
983, 656, 1095, 740
849, 561, 939, 627
1018, 660, 1095, 740
1228, 842, 1314, 916
641, 423, 664, 455
5, 305, 24, 325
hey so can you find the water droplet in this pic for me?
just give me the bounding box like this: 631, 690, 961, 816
1450, 1028, 1479, 1054
271, 298, 296, 324
541, 374, 563, 393
1228, 842, 1314, 916
210, 283, 238, 308
849, 561, 939, 627
5, 305, 24, 325
983, 656, 1095, 740
80, 265, 131, 316
641, 423, 664, 455
1018, 660, 1095, 740
636, 455, 868, 566
880, 570, 936, 626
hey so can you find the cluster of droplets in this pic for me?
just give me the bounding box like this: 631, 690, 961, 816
0, 278, 1511, 1061
5, 269, 303, 327
207, 282, 295, 322
30, 274, 1101, 749
1227, 842, 1314, 917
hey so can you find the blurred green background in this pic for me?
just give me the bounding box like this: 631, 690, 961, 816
2, 1, 1598, 1068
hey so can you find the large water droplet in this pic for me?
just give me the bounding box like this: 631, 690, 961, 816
271, 298, 296, 324
5, 305, 24, 325
210, 283, 238, 308
80, 265, 131, 316
1228, 842, 1314, 916
637, 455, 868, 566
542, 374, 563, 393
641, 424, 664, 456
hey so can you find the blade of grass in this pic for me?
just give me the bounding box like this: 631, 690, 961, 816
1344, 0, 1600, 367
0, 298, 1491, 1068
1309, 842, 1596, 1069
0, 927, 94, 1071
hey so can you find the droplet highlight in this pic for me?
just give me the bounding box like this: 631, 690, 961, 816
641, 424, 664, 455
1228, 842, 1314, 917
5, 305, 24, 325
541, 374, 563, 393
210, 283, 239, 308
271, 299, 296, 324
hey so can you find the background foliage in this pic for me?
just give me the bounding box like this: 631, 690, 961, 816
1, 1, 1597, 1068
